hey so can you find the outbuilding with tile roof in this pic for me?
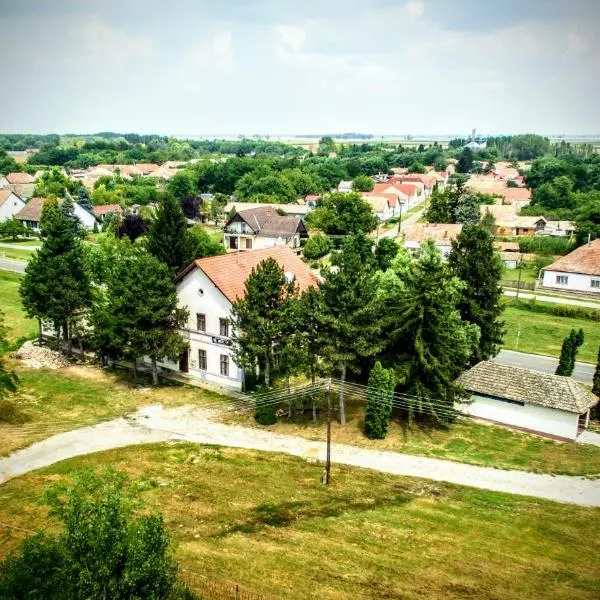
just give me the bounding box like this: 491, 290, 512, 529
456, 361, 598, 439
541, 238, 600, 294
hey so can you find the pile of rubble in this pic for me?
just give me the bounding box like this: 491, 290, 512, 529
13, 341, 71, 369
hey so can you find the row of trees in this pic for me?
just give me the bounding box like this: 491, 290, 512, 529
231, 223, 504, 431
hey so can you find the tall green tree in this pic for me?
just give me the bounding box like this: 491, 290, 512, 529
20, 198, 91, 351
378, 241, 479, 425
448, 224, 505, 362
93, 247, 189, 384
320, 233, 385, 424
364, 361, 395, 439
375, 238, 399, 271
593, 347, 600, 397
146, 194, 194, 273
0, 468, 178, 599
307, 192, 378, 235
352, 174, 374, 192
555, 332, 574, 376
230, 258, 297, 387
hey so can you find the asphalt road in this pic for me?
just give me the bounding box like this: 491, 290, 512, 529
0, 257, 27, 273
494, 349, 594, 385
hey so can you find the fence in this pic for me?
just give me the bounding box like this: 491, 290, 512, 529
500, 279, 536, 291
180, 571, 269, 600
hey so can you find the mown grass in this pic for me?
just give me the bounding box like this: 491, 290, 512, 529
0, 237, 40, 246
0, 443, 598, 600
0, 271, 36, 341
0, 247, 34, 261
224, 401, 600, 477
0, 364, 229, 457
502, 303, 600, 362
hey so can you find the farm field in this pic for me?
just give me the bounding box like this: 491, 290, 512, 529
0, 443, 598, 600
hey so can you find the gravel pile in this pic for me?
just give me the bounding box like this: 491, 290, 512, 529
13, 341, 70, 369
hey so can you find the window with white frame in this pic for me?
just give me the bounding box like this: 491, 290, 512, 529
591, 279, 600, 289
196, 313, 206, 331
219, 318, 229, 337
220, 354, 229, 376
556, 275, 568, 285
198, 349, 207, 370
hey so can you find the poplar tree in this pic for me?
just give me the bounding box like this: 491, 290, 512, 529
379, 241, 479, 426
592, 347, 600, 397
555, 332, 574, 376
448, 223, 505, 362
146, 194, 194, 273
364, 361, 395, 439
320, 233, 385, 425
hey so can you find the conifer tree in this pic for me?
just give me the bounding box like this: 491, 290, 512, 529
379, 241, 479, 426
320, 233, 385, 425
146, 194, 194, 273
592, 347, 600, 397
364, 361, 395, 439
555, 332, 574, 376
448, 223, 505, 362
569, 328, 585, 373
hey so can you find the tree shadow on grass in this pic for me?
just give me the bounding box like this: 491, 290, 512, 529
216, 487, 416, 537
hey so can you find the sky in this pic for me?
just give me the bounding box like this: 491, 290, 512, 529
1, 0, 599, 136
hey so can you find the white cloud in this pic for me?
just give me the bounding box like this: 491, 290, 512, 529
275, 24, 307, 55
188, 31, 235, 72
403, 1, 425, 22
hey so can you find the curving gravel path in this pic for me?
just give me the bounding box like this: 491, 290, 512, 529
1, 404, 599, 507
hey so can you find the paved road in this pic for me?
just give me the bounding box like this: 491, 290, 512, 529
0, 257, 26, 273
504, 290, 600, 309
378, 204, 427, 240
1, 404, 599, 506
494, 349, 594, 385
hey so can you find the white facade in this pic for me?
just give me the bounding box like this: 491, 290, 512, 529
542, 269, 600, 295
0, 192, 26, 222
146, 267, 244, 390
72, 204, 97, 230
223, 220, 301, 252
456, 394, 580, 440
404, 240, 452, 258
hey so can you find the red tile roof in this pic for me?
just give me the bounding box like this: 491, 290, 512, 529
499, 187, 531, 202
93, 204, 123, 216
544, 239, 600, 276
177, 247, 319, 303
5, 172, 35, 184
15, 197, 45, 222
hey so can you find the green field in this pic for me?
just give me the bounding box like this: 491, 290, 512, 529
502, 304, 600, 362
0, 443, 598, 600
0, 247, 34, 261
0, 238, 40, 246
0, 271, 36, 341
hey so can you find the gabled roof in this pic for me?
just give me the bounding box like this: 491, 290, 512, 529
4, 172, 35, 184
544, 239, 600, 276
15, 197, 45, 222
499, 187, 531, 202
457, 361, 598, 413
0, 189, 23, 207
228, 206, 306, 237
176, 246, 319, 303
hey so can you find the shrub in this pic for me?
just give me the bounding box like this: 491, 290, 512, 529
303, 233, 332, 260
512, 299, 600, 322
517, 236, 576, 256
254, 398, 277, 425
364, 362, 395, 439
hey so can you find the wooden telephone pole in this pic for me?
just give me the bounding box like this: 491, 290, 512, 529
324, 378, 332, 485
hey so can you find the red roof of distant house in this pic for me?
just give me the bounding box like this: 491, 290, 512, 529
5, 172, 35, 184
305, 194, 320, 202
135, 163, 159, 173
391, 183, 418, 197
93, 204, 123, 216
399, 174, 436, 187
175, 246, 319, 303
365, 192, 399, 207
500, 187, 531, 202
544, 239, 600, 277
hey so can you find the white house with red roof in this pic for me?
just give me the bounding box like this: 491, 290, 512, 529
145, 247, 319, 390
541, 239, 600, 294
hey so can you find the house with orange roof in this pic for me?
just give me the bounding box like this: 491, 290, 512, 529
145, 247, 319, 389
0, 172, 36, 199
541, 239, 600, 295
403, 223, 463, 257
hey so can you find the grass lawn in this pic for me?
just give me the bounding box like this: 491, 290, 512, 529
0, 271, 36, 341
0, 237, 40, 246
502, 304, 600, 362
0, 364, 228, 457
0, 247, 34, 261
0, 443, 598, 600
503, 267, 538, 282
224, 401, 600, 477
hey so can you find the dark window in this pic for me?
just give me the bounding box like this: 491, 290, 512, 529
198, 349, 207, 370
219, 318, 229, 337
220, 354, 229, 376
196, 313, 206, 331
245, 238, 252, 249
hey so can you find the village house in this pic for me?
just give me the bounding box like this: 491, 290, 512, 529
0, 190, 26, 223
147, 247, 319, 390
370, 182, 420, 211
363, 195, 394, 221
224, 202, 312, 220
0, 172, 36, 199
541, 238, 600, 294
15, 197, 96, 232
403, 223, 463, 257
92, 204, 123, 222
223, 206, 307, 251
456, 361, 598, 440
479, 204, 570, 237
337, 180, 353, 193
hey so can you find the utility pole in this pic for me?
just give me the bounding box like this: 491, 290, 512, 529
324, 378, 332, 485
515, 253, 523, 301
397, 201, 405, 237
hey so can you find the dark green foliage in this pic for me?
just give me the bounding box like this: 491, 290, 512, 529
146, 194, 194, 272
364, 362, 395, 439
167, 171, 196, 201
0, 310, 18, 400
375, 238, 399, 271
555, 329, 584, 376
306, 192, 378, 235
514, 235, 576, 256
187, 225, 225, 259
379, 241, 478, 425
426, 179, 483, 225
254, 397, 278, 425
456, 148, 474, 173
116, 214, 148, 242
303, 233, 332, 260
593, 347, 600, 397
0, 218, 31, 241
351, 174, 374, 192
0, 468, 178, 599
511, 299, 600, 322
448, 224, 505, 362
